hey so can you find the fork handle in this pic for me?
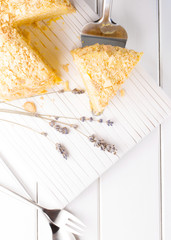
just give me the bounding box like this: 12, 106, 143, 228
0, 184, 43, 211
102, 0, 113, 22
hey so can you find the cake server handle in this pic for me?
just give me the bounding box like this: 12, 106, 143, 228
101, 0, 114, 22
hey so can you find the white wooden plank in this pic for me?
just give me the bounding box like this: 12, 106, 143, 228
161, 117, 171, 240
160, 0, 171, 240
0, 154, 37, 240
84, 0, 97, 12
111, 0, 159, 81
100, 130, 161, 240
100, 0, 161, 240
64, 5, 100, 240
66, 181, 100, 240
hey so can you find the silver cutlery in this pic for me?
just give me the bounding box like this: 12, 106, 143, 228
81, 0, 128, 47
50, 223, 76, 240
0, 154, 85, 237
0, 183, 84, 236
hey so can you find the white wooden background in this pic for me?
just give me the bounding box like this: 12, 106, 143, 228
0, 0, 171, 240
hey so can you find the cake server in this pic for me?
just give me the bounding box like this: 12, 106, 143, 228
81, 0, 128, 47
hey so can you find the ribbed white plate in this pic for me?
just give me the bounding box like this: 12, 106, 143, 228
0, 0, 171, 208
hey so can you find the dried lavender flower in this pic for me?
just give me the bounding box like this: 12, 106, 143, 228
34, 113, 40, 118
72, 88, 85, 94
50, 121, 70, 135
106, 120, 114, 126
55, 116, 59, 120
62, 127, 69, 134
98, 119, 103, 123
49, 120, 56, 127
80, 116, 86, 122
72, 124, 78, 129
56, 143, 69, 160
89, 117, 94, 122
106, 144, 117, 154
88, 135, 117, 155
55, 125, 60, 130
88, 134, 96, 142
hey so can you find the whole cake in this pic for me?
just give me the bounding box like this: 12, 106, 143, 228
0, 0, 75, 100
71, 44, 143, 115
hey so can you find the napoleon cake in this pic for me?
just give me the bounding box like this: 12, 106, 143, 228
0, 0, 75, 100
71, 44, 143, 115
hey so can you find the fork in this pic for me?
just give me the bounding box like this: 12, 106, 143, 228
0, 154, 82, 239
0, 153, 85, 236
0, 183, 84, 236
50, 223, 76, 240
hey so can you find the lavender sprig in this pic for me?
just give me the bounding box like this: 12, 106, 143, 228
0, 108, 114, 127
88, 134, 117, 155
79, 116, 114, 126
0, 103, 116, 159
106, 120, 114, 126
56, 143, 69, 160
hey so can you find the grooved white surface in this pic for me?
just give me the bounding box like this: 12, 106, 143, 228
0, 0, 171, 240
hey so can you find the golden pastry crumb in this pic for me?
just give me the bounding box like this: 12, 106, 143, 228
47, 18, 53, 26
62, 81, 70, 92
62, 64, 69, 73
120, 89, 125, 97
23, 102, 37, 113
41, 25, 48, 31
32, 22, 40, 28
71, 43, 143, 115
53, 16, 63, 21
40, 96, 44, 100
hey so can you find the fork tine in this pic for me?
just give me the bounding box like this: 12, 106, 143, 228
66, 220, 84, 232
65, 211, 86, 227
63, 225, 83, 236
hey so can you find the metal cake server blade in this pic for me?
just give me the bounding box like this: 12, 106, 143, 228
81, 0, 128, 47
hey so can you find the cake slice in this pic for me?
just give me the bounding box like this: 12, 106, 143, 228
71, 44, 143, 115
0, 0, 75, 100
1, 0, 75, 26
0, 15, 62, 100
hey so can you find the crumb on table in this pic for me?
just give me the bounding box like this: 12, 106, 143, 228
62, 64, 69, 73
120, 89, 125, 97
23, 101, 37, 113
